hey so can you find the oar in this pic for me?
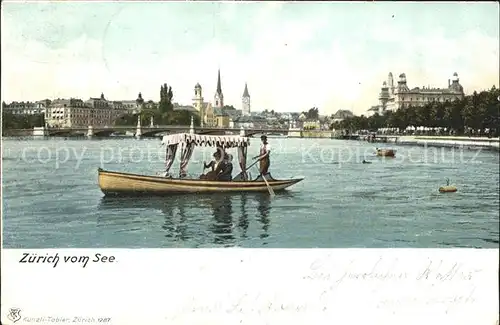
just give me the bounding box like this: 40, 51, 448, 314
262, 173, 275, 197
254, 165, 275, 197
243, 159, 259, 173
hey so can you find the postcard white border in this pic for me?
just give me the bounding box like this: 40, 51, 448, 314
1, 248, 499, 325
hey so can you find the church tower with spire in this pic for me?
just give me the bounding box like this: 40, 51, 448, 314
214, 69, 224, 108
242, 83, 251, 116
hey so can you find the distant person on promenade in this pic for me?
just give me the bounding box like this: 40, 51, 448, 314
253, 135, 271, 177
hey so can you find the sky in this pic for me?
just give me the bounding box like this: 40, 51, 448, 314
1, 1, 499, 115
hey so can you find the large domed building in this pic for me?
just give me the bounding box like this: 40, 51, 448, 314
368, 72, 465, 116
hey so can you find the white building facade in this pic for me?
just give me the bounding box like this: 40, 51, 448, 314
369, 72, 465, 115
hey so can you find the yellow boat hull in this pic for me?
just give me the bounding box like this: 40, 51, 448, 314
439, 185, 457, 193
98, 168, 303, 196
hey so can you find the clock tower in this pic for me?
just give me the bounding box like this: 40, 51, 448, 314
242, 83, 251, 116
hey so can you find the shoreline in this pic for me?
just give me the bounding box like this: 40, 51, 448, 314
374, 135, 500, 151
2, 134, 500, 151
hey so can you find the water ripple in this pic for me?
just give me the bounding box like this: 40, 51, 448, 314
2, 138, 499, 248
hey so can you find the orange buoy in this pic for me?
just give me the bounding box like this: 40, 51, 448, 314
439, 185, 457, 193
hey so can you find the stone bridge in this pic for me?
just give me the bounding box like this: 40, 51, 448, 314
5, 125, 328, 138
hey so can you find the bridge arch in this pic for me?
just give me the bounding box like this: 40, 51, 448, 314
93, 130, 116, 137
140, 128, 189, 137
49, 130, 80, 136
245, 130, 289, 137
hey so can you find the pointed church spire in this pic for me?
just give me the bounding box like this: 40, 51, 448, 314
243, 82, 250, 97
216, 69, 222, 94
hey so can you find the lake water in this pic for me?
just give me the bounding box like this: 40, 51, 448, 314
2, 137, 499, 248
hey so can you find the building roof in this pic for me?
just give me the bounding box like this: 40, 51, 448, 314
214, 107, 229, 116
224, 109, 241, 118
401, 85, 463, 94
234, 116, 255, 123
216, 69, 222, 94
174, 105, 198, 112
242, 83, 250, 97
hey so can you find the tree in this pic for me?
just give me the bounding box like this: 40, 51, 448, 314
463, 91, 481, 131
305, 107, 319, 120
114, 113, 137, 126
159, 83, 174, 114
333, 86, 498, 136
432, 102, 446, 127
2, 112, 45, 133
166, 110, 200, 126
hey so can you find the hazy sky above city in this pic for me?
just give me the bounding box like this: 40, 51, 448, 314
2, 1, 499, 114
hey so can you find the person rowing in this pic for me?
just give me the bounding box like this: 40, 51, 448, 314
252, 135, 271, 177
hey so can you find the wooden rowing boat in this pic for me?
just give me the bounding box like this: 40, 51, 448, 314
376, 148, 396, 157
98, 168, 303, 196
97, 124, 304, 196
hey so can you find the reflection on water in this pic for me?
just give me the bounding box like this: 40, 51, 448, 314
257, 195, 271, 239
97, 192, 289, 246
239, 194, 249, 238
209, 195, 234, 245
3, 138, 499, 248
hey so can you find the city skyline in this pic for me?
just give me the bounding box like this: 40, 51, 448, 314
2, 1, 499, 115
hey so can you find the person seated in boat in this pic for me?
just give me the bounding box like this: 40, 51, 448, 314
214, 153, 233, 181
200, 151, 222, 180
203, 152, 219, 171
252, 135, 271, 177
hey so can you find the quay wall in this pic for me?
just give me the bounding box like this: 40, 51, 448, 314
397, 136, 499, 150
301, 131, 332, 139
288, 130, 332, 138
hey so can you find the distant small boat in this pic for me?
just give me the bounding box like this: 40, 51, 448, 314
376, 148, 396, 157
439, 185, 457, 193
439, 178, 457, 193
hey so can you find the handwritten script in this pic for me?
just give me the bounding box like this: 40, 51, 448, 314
170, 256, 486, 316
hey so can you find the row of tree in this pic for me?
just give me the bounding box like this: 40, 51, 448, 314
331, 86, 499, 136
2, 112, 44, 131
303, 107, 319, 120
